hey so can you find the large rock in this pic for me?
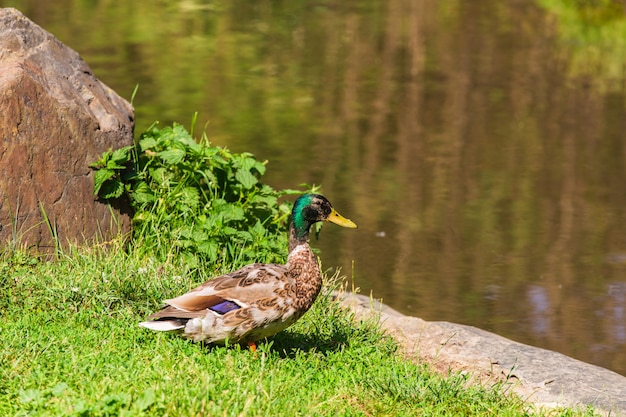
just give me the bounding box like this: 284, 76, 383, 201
0, 8, 133, 250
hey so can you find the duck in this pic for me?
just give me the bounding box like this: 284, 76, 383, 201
139, 193, 357, 350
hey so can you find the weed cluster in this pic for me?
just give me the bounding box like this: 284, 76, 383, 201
91, 123, 305, 268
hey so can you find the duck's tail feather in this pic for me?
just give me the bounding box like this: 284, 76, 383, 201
139, 320, 185, 331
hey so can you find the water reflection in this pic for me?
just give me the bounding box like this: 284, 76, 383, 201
527, 285, 551, 336
4, 0, 626, 375
606, 283, 626, 344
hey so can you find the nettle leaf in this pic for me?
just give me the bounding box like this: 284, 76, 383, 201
191, 228, 207, 242
236, 230, 253, 242
148, 167, 168, 185
236, 154, 266, 176
201, 216, 218, 232
254, 160, 267, 175
172, 124, 199, 150
197, 240, 218, 259
100, 179, 125, 199
158, 148, 185, 164
221, 205, 245, 222
210, 198, 227, 209
251, 220, 267, 237
221, 226, 239, 236
106, 160, 126, 170
89, 150, 111, 169
235, 169, 258, 189
278, 202, 293, 215
132, 182, 155, 204
93, 168, 115, 195
178, 225, 194, 240
250, 193, 277, 207
237, 154, 257, 170
179, 187, 200, 211
110, 146, 132, 166
199, 168, 217, 185
139, 136, 158, 150
212, 150, 231, 166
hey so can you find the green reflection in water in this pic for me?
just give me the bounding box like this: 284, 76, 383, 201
3, 0, 626, 376
538, 0, 626, 91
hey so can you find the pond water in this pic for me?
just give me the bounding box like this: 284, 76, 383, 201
5, 0, 626, 375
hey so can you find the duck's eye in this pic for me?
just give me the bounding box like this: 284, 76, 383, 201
304, 206, 318, 219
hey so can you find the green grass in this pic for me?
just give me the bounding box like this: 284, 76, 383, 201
0, 242, 598, 416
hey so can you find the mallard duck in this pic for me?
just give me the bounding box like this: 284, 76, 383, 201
139, 193, 357, 350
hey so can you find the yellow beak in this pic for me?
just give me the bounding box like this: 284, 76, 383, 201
326, 208, 357, 228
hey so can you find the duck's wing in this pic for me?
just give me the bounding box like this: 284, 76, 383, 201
146, 263, 290, 320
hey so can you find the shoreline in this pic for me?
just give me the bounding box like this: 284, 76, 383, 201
335, 292, 626, 416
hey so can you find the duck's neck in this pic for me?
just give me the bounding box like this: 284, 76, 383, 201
287, 223, 323, 311
288, 219, 310, 252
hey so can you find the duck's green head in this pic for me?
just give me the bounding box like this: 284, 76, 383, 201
291, 194, 357, 242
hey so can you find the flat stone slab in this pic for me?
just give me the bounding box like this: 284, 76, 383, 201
335, 292, 626, 416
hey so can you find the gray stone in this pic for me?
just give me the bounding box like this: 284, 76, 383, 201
336, 292, 626, 416
0, 8, 133, 250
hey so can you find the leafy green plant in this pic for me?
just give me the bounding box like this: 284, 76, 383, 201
91, 123, 303, 266
91, 146, 134, 200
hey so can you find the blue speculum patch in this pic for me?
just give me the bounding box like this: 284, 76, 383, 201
209, 300, 241, 314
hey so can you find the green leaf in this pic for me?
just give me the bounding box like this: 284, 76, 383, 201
148, 167, 168, 185
100, 179, 125, 199
253, 160, 267, 175
236, 154, 257, 171
158, 148, 186, 164
219, 204, 245, 222
89, 150, 111, 169
235, 169, 258, 189
181, 187, 200, 208
132, 182, 155, 204
197, 240, 218, 259
73, 399, 90, 415
251, 220, 267, 237
222, 226, 238, 236
106, 160, 126, 170
110, 146, 132, 165
139, 136, 158, 150
201, 214, 218, 231
172, 124, 199, 150
199, 168, 217, 185
93, 168, 115, 195
251, 194, 277, 207
235, 230, 253, 242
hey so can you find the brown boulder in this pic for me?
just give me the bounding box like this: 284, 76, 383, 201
0, 8, 133, 251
